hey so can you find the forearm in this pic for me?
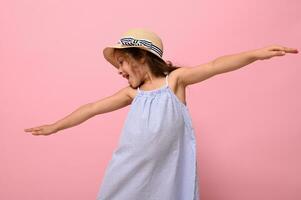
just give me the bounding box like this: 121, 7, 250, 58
211, 49, 258, 75
53, 103, 94, 132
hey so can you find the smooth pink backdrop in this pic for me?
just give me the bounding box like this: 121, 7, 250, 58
1, 0, 300, 199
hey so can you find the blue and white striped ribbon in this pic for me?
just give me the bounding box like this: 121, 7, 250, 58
117, 37, 163, 57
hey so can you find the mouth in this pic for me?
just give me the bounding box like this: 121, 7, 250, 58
122, 74, 130, 79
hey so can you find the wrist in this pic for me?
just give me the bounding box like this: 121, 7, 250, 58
52, 123, 60, 133
248, 49, 260, 61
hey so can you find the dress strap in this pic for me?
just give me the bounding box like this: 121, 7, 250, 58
165, 74, 169, 87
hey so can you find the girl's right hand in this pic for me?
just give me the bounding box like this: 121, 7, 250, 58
24, 124, 58, 136
254, 45, 298, 60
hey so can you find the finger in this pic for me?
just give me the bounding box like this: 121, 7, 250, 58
32, 131, 41, 135
25, 129, 35, 133
284, 47, 298, 53
273, 46, 298, 53
26, 127, 38, 131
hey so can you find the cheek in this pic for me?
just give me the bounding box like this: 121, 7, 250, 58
126, 67, 135, 76
123, 63, 131, 72
128, 65, 139, 76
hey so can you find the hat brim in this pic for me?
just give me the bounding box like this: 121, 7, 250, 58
102, 44, 165, 69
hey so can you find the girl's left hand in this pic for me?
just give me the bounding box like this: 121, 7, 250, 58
254, 44, 298, 60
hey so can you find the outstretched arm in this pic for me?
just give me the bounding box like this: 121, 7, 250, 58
210, 45, 298, 75
24, 86, 132, 135
177, 44, 298, 87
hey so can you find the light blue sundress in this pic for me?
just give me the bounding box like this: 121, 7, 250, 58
97, 73, 199, 200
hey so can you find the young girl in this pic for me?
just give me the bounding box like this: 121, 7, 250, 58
24, 28, 298, 200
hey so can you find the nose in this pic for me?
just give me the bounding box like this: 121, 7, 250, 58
117, 67, 122, 74
118, 70, 125, 77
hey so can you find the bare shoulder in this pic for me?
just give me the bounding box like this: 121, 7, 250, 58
168, 67, 186, 84
89, 85, 133, 115
168, 67, 187, 88
168, 67, 188, 105
121, 85, 135, 102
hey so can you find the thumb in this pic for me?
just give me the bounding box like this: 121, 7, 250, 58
275, 51, 285, 56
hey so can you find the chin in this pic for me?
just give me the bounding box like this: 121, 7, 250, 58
129, 82, 138, 89
129, 84, 136, 89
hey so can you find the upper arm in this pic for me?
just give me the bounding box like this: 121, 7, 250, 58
89, 86, 132, 116
176, 62, 216, 87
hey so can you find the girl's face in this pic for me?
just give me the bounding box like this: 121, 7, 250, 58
115, 52, 142, 88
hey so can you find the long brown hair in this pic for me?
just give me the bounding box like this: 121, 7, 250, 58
113, 48, 180, 77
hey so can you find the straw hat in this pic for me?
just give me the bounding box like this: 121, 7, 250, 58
103, 28, 165, 69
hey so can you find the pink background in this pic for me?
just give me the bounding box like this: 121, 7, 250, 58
1, 0, 300, 199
